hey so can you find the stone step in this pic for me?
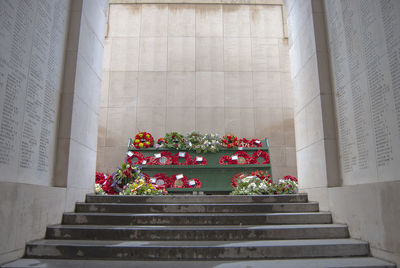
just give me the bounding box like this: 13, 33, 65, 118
85, 194, 308, 204
62, 211, 332, 225
76, 202, 319, 213
46, 223, 348, 241
2, 257, 396, 268
25, 239, 369, 260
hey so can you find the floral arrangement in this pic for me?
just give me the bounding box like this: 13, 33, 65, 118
222, 134, 239, 148
249, 150, 270, 164
251, 170, 272, 183
185, 131, 204, 150
219, 150, 270, 165
113, 162, 143, 187
233, 151, 250, 164
148, 173, 172, 188
163, 132, 186, 150
120, 178, 166, 195
172, 152, 192, 165
126, 151, 145, 165
95, 172, 118, 195
132, 132, 154, 149
231, 172, 248, 187
282, 175, 298, 183
170, 173, 189, 188
231, 175, 298, 195
147, 151, 173, 165
195, 133, 221, 153
187, 178, 202, 188
192, 155, 207, 165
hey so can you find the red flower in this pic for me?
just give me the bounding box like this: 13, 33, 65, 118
282, 175, 298, 183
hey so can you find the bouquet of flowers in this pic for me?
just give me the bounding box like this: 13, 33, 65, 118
231, 175, 298, 195
195, 133, 221, 153
120, 178, 166, 195
113, 162, 143, 187
162, 132, 186, 150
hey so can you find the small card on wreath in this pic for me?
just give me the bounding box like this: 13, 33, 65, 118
196, 156, 203, 162
189, 180, 196, 186
238, 147, 243, 151
127, 151, 133, 157
179, 152, 185, 157
232, 155, 238, 160
142, 160, 147, 165
255, 140, 261, 144
176, 174, 184, 180
150, 178, 156, 183
154, 153, 161, 158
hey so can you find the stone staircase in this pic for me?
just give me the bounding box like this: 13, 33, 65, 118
3, 194, 396, 267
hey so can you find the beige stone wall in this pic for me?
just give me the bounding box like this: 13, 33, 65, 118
98, 3, 297, 179
285, 0, 400, 264
0, 0, 108, 264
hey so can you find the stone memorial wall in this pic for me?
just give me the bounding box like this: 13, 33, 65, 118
0, 0, 70, 186
325, 0, 400, 185
98, 3, 297, 179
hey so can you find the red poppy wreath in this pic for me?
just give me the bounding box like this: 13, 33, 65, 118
186, 178, 202, 188
172, 152, 192, 165
233, 151, 250, 164
192, 155, 207, 165
170, 173, 189, 188
249, 150, 270, 164
149, 151, 173, 165
126, 152, 144, 165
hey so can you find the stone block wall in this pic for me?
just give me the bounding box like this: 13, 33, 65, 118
285, 0, 400, 264
97, 3, 297, 179
0, 0, 108, 264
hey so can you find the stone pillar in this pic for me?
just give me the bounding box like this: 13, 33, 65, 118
284, 0, 339, 208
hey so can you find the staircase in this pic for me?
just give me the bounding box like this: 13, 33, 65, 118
3, 194, 395, 267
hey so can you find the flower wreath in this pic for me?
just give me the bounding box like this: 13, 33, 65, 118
251, 170, 272, 183
222, 134, 238, 148
249, 139, 263, 147
170, 173, 188, 188
233, 151, 250, 164
249, 150, 270, 164
186, 178, 202, 188
185, 131, 204, 149
172, 152, 192, 165
192, 155, 207, 165
133, 132, 154, 149
163, 132, 186, 150
148, 173, 172, 188
219, 155, 234, 165
149, 151, 173, 165
238, 138, 251, 148
126, 152, 144, 165
231, 172, 248, 187
282, 175, 298, 183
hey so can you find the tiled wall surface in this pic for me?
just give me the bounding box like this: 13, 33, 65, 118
97, 3, 297, 179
